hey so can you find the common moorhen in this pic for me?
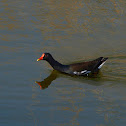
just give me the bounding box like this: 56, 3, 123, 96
37, 53, 108, 76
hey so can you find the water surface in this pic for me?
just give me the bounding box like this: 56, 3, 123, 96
0, 0, 126, 126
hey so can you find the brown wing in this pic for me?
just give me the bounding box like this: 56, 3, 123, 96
69, 57, 103, 72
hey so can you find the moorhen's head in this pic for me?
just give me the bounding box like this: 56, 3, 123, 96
37, 53, 52, 61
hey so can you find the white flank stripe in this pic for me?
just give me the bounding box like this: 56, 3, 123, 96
81, 70, 87, 73
73, 70, 91, 75
86, 71, 91, 74
73, 71, 78, 74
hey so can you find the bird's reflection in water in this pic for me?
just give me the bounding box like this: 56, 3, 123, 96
35, 70, 58, 90
35, 70, 104, 90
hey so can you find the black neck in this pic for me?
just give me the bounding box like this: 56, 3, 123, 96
46, 56, 64, 71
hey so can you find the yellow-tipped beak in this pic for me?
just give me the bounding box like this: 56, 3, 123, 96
37, 59, 40, 61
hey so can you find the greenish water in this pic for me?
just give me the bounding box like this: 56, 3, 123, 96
0, 0, 126, 126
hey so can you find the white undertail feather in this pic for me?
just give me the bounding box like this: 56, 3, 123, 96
98, 61, 106, 69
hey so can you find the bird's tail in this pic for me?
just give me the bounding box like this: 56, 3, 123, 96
92, 57, 108, 72
98, 57, 108, 69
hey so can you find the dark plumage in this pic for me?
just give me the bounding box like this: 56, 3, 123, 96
37, 53, 108, 76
